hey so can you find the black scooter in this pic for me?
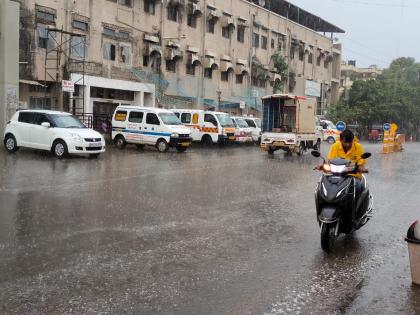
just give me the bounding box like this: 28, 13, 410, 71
311, 151, 373, 252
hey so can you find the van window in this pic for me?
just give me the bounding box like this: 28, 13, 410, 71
181, 113, 191, 124
174, 112, 180, 118
204, 114, 218, 126
146, 113, 160, 125
245, 119, 256, 128
128, 111, 144, 123
18, 112, 34, 124
114, 110, 127, 121
192, 113, 199, 124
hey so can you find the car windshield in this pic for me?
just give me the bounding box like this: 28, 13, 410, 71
215, 114, 234, 127
158, 113, 183, 125
50, 114, 86, 128
236, 118, 249, 128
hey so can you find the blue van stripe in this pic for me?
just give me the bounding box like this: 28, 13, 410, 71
112, 127, 171, 137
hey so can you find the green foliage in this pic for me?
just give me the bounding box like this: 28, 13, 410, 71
328, 57, 420, 137
270, 53, 288, 93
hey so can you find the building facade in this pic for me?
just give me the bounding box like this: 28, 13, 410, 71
340, 60, 382, 98
16, 0, 343, 119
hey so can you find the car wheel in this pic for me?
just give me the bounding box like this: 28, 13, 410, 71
4, 134, 19, 153
201, 134, 213, 146
89, 153, 100, 159
156, 139, 169, 153
53, 140, 68, 159
114, 135, 126, 149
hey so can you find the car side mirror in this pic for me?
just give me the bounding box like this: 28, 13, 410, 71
41, 122, 51, 128
361, 152, 371, 159
311, 150, 321, 158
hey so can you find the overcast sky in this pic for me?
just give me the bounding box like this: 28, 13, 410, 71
289, 0, 420, 69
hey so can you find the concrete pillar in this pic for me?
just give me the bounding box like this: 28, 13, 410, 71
0, 0, 20, 133
84, 85, 91, 113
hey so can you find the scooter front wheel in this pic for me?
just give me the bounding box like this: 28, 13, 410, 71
321, 222, 337, 252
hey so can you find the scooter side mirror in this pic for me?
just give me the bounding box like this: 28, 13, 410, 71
361, 152, 371, 159
311, 151, 321, 158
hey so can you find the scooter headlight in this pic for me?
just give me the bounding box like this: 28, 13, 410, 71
323, 164, 331, 173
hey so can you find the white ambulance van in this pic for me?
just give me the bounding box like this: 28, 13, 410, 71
111, 106, 192, 152
171, 109, 236, 145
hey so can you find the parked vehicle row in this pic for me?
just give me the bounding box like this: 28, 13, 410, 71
3, 108, 262, 158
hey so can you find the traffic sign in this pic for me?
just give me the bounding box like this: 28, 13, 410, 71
383, 123, 391, 131
336, 121, 346, 132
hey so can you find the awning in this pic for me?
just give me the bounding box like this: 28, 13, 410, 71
203, 56, 219, 69
144, 34, 159, 44
188, 53, 201, 65
208, 10, 221, 20
235, 64, 249, 75
143, 43, 162, 56
222, 16, 235, 28
19, 80, 46, 87
188, 3, 202, 15
165, 47, 183, 60
220, 60, 234, 72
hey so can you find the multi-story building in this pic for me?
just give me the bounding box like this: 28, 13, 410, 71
340, 60, 382, 98
15, 0, 343, 120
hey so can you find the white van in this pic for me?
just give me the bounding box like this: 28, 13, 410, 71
111, 106, 192, 152
319, 119, 340, 144
230, 117, 253, 143
243, 117, 262, 143
171, 109, 236, 145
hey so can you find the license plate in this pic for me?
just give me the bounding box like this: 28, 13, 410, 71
180, 142, 190, 147
228, 136, 236, 140
89, 143, 102, 147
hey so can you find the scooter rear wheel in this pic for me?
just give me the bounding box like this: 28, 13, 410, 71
321, 222, 336, 252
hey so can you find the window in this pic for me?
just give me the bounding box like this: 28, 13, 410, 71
120, 45, 131, 64
174, 112, 180, 118
290, 47, 295, 59
167, 6, 179, 22
29, 97, 51, 109
324, 60, 329, 69
204, 114, 218, 126
146, 113, 160, 125
114, 110, 127, 121
192, 113, 199, 124
308, 53, 313, 64
18, 112, 34, 123
187, 14, 197, 28
37, 25, 55, 49
103, 27, 116, 37
207, 19, 215, 33
317, 54, 322, 66
204, 68, 213, 79
221, 71, 229, 81
103, 43, 116, 60
144, 0, 156, 14
186, 63, 195, 75
73, 20, 88, 31
237, 26, 245, 43
181, 113, 191, 123
236, 74, 244, 84
33, 113, 50, 125
261, 36, 267, 50
118, 31, 130, 40
118, 0, 132, 7
278, 38, 283, 50
245, 119, 256, 128
222, 26, 230, 39
166, 60, 177, 72
36, 10, 55, 23
143, 56, 149, 67
271, 38, 275, 49
259, 79, 267, 88
128, 111, 144, 123
299, 48, 304, 61
253, 33, 259, 48
71, 36, 87, 59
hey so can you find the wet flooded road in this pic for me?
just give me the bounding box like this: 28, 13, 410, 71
0, 143, 419, 314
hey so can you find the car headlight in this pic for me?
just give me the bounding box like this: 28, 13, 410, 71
171, 133, 179, 138
70, 133, 83, 142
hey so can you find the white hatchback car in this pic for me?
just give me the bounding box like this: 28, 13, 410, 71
4, 110, 105, 158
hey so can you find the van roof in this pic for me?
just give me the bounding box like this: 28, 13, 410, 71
18, 109, 71, 115
170, 109, 230, 115
115, 106, 172, 113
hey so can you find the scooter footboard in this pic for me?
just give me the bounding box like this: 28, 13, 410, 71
319, 206, 341, 223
